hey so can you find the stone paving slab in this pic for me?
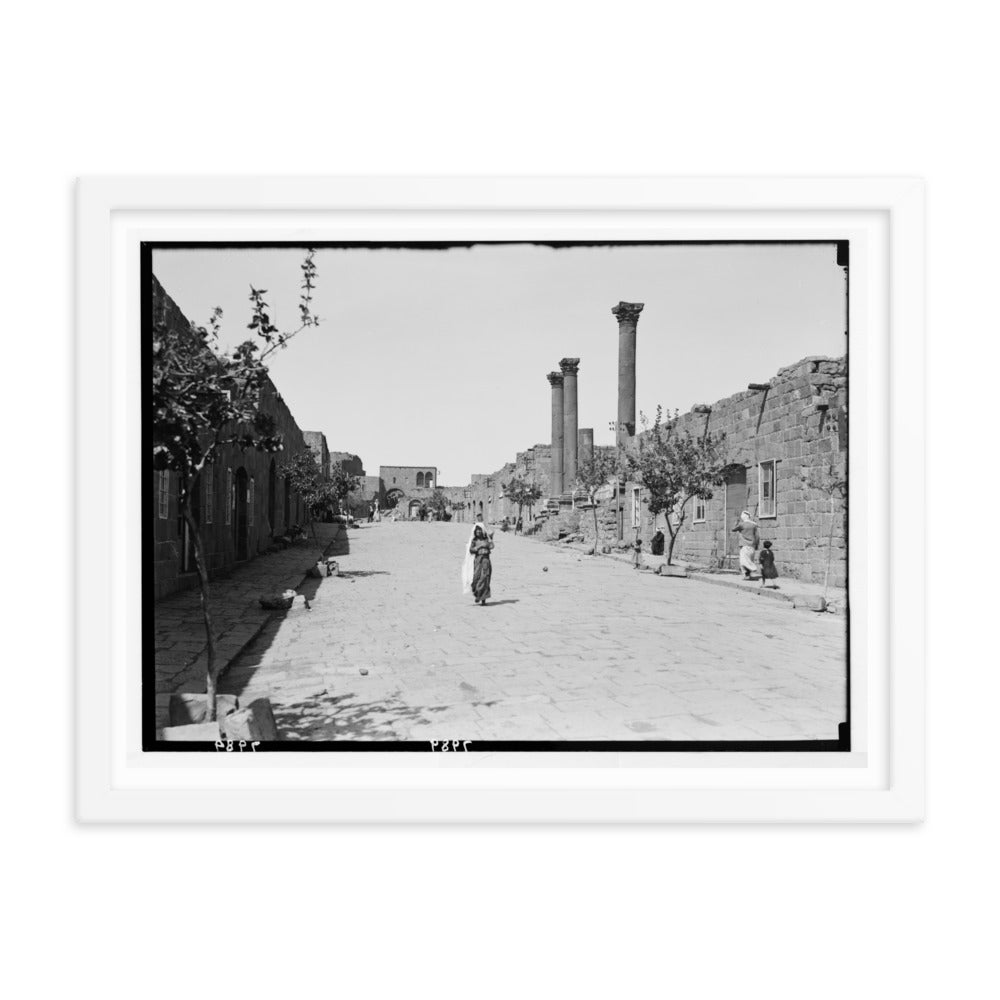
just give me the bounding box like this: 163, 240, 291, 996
152, 523, 344, 729
215, 521, 848, 743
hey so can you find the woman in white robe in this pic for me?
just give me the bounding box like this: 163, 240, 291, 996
732, 510, 760, 578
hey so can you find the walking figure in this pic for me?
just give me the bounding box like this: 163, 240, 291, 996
462, 522, 494, 606
733, 510, 760, 579
758, 540, 779, 588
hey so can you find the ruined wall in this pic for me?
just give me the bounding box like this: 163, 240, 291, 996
303, 431, 330, 479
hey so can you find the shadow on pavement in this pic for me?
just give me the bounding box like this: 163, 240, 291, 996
484, 599, 520, 606
274, 691, 449, 740
338, 570, 390, 578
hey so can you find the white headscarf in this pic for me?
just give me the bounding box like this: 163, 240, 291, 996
462, 521, 489, 594
740, 510, 756, 525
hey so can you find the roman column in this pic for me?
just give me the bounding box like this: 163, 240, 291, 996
547, 371, 564, 496
612, 301, 644, 447
560, 358, 580, 490
578, 428, 594, 467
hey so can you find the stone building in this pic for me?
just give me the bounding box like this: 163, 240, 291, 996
151, 275, 322, 601
379, 464, 439, 517
580, 355, 847, 586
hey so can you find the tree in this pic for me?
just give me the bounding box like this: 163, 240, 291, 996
151, 250, 319, 721
626, 406, 726, 565
328, 463, 361, 516
281, 450, 341, 537
426, 488, 451, 521
573, 451, 619, 555
502, 477, 544, 523
802, 460, 847, 599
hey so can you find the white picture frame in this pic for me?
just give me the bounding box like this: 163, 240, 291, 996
76, 176, 924, 823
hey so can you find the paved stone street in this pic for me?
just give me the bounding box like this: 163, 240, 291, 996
218, 521, 847, 742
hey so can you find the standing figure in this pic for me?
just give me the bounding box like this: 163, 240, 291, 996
650, 529, 665, 556
632, 530, 643, 570
515, 517, 523, 535
758, 540, 779, 588
462, 522, 494, 605
732, 511, 760, 578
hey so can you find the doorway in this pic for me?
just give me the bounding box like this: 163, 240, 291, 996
234, 467, 249, 560
722, 464, 747, 567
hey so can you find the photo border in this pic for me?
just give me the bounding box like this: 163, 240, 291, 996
77, 177, 924, 822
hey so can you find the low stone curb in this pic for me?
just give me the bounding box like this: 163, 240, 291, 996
543, 539, 842, 613
688, 571, 844, 613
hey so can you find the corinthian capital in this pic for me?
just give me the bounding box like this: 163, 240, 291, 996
559, 357, 580, 376
612, 301, 645, 324
547, 371, 564, 387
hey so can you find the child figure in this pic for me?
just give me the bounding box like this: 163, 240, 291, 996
758, 540, 779, 588
632, 531, 643, 570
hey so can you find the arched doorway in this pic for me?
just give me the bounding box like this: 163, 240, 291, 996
408, 499, 423, 519
234, 467, 249, 560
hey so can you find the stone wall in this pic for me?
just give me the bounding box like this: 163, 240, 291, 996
303, 431, 330, 479
580, 355, 847, 586
151, 276, 317, 602
331, 452, 365, 477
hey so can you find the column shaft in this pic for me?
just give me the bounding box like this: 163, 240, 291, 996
560, 358, 580, 489
547, 372, 564, 496
578, 428, 594, 468
612, 302, 644, 447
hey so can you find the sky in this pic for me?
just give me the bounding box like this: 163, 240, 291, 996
152, 243, 846, 485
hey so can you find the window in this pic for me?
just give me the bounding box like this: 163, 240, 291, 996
248, 477, 255, 527
225, 468, 233, 525
631, 487, 641, 527
416, 472, 425, 488
694, 496, 706, 523
157, 470, 170, 519
759, 460, 777, 518
426, 471, 434, 487
203, 465, 214, 525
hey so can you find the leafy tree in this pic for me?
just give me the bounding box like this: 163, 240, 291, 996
426, 488, 451, 521
151, 250, 320, 721
281, 450, 343, 537
327, 463, 361, 516
573, 451, 619, 555
503, 477, 544, 523
626, 406, 726, 564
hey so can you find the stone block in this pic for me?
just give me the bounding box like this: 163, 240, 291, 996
159, 721, 222, 741
658, 563, 689, 578
220, 698, 279, 741
792, 594, 828, 612
169, 693, 239, 726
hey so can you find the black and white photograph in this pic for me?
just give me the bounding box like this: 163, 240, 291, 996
147, 239, 849, 749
